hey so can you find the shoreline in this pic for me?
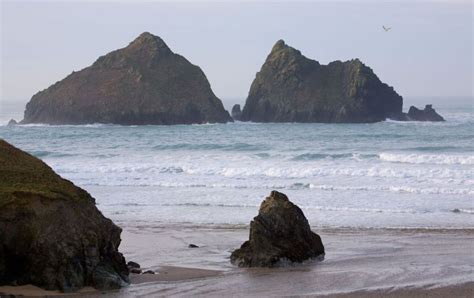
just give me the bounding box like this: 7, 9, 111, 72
113, 219, 474, 231
1, 280, 472, 297
0, 266, 223, 297
1, 226, 472, 297
3, 275, 471, 298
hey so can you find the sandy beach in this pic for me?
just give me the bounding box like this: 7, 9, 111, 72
2, 225, 472, 297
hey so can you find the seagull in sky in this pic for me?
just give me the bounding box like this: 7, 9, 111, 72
383, 25, 392, 32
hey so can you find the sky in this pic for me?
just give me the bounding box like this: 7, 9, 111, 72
1, 0, 473, 112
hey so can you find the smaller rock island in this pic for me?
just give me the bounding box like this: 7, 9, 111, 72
406, 105, 445, 121
240, 40, 403, 123
231, 191, 325, 267
231, 104, 242, 121
6, 119, 17, 126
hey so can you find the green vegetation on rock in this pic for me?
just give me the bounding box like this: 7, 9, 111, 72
0, 140, 129, 292
0, 140, 91, 207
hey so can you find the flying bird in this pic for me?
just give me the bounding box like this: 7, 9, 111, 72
383, 25, 392, 32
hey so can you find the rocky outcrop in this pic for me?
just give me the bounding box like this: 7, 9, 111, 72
231, 104, 242, 121
6, 119, 17, 127
407, 105, 445, 121
0, 140, 129, 292
241, 40, 403, 123
390, 104, 445, 121
230, 191, 324, 267
22, 32, 232, 125
127, 261, 142, 274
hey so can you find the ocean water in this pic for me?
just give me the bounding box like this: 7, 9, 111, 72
0, 102, 473, 229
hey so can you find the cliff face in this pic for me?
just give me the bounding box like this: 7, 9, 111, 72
0, 140, 129, 292
22, 32, 232, 125
241, 40, 403, 123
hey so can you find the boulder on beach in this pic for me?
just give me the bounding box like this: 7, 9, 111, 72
240, 40, 403, 123
21, 32, 232, 125
230, 191, 325, 267
231, 104, 242, 121
127, 261, 140, 269
0, 140, 129, 292
406, 104, 445, 121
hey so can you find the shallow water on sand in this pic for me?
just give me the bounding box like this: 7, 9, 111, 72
113, 227, 474, 296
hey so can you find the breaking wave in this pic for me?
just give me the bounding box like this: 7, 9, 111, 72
291, 153, 377, 161
379, 153, 474, 165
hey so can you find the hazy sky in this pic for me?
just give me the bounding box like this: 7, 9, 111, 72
1, 0, 473, 110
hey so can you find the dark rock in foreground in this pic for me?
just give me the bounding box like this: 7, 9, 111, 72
0, 140, 129, 292
231, 104, 242, 121
231, 191, 324, 267
22, 32, 231, 125
407, 105, 445, 121
241, 40, 403, 123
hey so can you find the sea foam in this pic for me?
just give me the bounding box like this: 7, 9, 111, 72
379, 153, 474, 165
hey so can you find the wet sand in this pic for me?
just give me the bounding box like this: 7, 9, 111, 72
0, 266, 222, 297
130, 266, 222, 284
1, 226, 473, 297
324, 282, 474, 297
0, 285, 98, 297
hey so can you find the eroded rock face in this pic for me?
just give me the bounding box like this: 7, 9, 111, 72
231, 104, 242, 121
0, 140, 129, 292
241, 40, 403, 123
407, 105, 445, 121
22, 32, 231, 125
231, 191, 324, 267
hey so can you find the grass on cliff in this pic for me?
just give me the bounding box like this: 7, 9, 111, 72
0, 139, 92, 208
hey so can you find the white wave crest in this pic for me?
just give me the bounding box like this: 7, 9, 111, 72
17, 123, 106, 128
452, 208, 474, 214
379, 153, 474, 165
307, 184, 473, 195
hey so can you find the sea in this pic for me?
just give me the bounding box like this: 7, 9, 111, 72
1, 97, 473, 230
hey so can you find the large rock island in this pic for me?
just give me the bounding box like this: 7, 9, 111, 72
240, 40, 441, 123
22, 32, 232, 125
0, 140, 129, 292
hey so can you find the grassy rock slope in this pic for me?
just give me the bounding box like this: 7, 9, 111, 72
0, 140, 129, 292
